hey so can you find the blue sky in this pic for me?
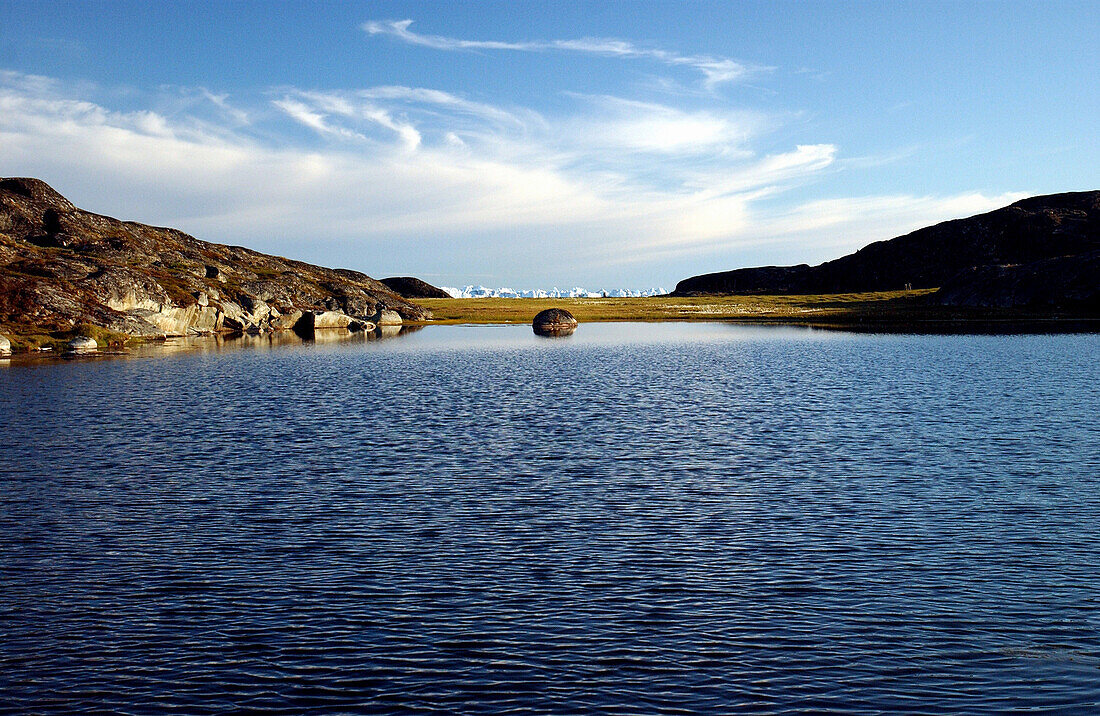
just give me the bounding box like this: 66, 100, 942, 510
1, 1, 1096, 289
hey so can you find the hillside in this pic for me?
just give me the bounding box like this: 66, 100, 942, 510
0, 178, 430, 342
381, 276, 452, 299
673, 191, 1100, 310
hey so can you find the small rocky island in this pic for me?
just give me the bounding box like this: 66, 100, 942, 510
0, 178, 432, 350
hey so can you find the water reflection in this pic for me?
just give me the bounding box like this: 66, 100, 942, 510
3, 324, 425, 367
533, 325, 576, 338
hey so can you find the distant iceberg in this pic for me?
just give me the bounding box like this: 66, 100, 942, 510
440, 285, 668, 299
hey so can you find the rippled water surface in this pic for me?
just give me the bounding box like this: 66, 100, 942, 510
3, 323, 1100, 714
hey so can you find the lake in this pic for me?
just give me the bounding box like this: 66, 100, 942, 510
2, 323, 1099, 713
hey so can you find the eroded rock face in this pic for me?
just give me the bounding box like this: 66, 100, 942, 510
0, 177, 433, 339
533, 308, 578, 336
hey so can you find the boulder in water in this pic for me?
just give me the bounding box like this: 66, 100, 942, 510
533, 308, 578, 336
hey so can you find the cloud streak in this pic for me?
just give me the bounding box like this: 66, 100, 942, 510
362, 20, 762, 87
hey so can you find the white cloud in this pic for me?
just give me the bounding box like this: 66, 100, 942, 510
362, 19, 765, 88
0, 69, 1025, 286
562, 95, 760, 156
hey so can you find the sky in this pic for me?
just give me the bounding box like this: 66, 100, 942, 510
1, 1, 1097, 289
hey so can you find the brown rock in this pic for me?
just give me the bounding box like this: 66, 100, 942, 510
533, 308, 578, 336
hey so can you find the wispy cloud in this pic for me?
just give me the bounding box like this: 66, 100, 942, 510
0, 69, 1022, 286
362, 19, 764, 88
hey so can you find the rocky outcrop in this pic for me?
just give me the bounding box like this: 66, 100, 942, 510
380, 276, 451, 299
673, 191, 1100, 306
0, 177, 432, 340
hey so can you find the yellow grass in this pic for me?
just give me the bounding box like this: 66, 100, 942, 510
415, 289, 939, 324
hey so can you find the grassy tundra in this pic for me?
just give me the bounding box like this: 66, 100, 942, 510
413, 289, 1100, 330
416, 290, 939, 324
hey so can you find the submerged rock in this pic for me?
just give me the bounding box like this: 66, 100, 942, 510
533, 308, 578, 336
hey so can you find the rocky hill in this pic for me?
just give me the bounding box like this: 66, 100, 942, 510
0, 178, 431, 341
673, 191, 1100, 309
380, 276, 451, 299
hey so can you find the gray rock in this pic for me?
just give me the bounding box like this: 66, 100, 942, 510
270, 309, 304, 331
294, 310, 353, 332
66, 336, 98, 352
314, 311, 354, 329
0, 333, 10, 355
240, 295, 271, 322
374, 308, 403, 326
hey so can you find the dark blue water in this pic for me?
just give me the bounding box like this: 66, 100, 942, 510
2, 323, 1099, 714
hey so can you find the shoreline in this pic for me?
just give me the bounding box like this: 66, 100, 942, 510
4, 290, 1100, 356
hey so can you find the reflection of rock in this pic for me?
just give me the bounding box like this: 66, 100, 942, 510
534, 326, 576, 338
377, 324, 401, 338
348, 320, 377, 332
0, 333, 10, 355
533, 308, 578, 336
66, 336, 98, 352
